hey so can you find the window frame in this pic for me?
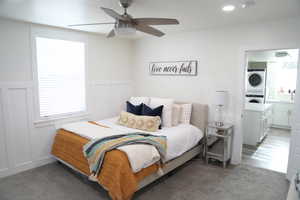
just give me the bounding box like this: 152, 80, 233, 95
31, 28, 89, 122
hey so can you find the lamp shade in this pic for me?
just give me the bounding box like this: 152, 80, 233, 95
215, 91, 228, 106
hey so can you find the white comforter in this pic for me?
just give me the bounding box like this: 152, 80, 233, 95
61, 117, 203, 173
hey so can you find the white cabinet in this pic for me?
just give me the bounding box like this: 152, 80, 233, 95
267, 101, 294, 129
243, 104, 272, 146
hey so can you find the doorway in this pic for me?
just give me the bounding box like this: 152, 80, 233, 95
242, 48, 299, 173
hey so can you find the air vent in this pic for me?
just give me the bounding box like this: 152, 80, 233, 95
275, 51, 289, 57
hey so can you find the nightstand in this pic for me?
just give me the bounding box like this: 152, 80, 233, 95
205, 122, 234, 168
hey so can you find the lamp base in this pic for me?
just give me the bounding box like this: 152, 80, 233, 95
215, 121, 224, 127
215, 105, 224, 127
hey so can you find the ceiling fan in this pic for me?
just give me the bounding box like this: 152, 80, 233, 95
69, 0, 179, 38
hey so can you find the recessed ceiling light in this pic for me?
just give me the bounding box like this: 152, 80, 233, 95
222, 5, 236, 12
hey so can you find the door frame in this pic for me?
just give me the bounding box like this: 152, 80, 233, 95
233, 44, 300, 175
287, 49, 300, 180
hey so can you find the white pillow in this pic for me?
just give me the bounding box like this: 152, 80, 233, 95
172, 104, 182, 126
129, 97, 150, 106
150, 97, 174, 127
179, 104, 192, 124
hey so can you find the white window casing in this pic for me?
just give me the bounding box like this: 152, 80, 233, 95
32, 35, 87, 122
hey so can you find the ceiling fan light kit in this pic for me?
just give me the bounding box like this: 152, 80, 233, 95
114, 22, 136, 35
69, 0, 179, 38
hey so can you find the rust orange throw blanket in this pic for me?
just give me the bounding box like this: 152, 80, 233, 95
52, 128, 159, 200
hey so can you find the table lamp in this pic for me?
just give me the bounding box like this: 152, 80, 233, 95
214, 91, 228, 127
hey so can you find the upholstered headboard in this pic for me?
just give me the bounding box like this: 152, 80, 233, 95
176, 102, 209, 132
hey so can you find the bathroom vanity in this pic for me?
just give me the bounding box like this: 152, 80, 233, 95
243, 103, 273, 146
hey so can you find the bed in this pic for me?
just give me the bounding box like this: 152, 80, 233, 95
51, 102, 208, 200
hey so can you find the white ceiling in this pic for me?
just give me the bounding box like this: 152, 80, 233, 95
248, 49, 299, 62
0, 0, 299, 38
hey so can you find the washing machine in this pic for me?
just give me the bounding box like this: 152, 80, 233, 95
245, 94, 265, 104
246, 69, 266, 94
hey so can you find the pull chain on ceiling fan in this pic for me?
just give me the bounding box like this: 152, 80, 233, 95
69, 0, 179, 38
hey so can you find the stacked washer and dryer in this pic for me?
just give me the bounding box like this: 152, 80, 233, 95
243, 62, 271, 146
245, 62, 267, 104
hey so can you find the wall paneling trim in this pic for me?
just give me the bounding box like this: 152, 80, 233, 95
0, 81, 132, 178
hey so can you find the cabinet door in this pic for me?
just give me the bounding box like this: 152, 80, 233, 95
265, 108, 273, 128
243, 111, 260, 146
272, 103, 291, 127
287, 105, 294, 127
259, 116, 264, 141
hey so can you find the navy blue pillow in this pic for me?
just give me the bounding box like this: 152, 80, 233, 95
126, 101, 143, 115
141, 104, 164, 129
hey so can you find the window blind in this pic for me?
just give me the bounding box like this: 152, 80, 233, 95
35, 37, 86, 117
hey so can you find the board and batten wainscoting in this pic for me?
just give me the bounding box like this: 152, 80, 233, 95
0, 80, 133, 178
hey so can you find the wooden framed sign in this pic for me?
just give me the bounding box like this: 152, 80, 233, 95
149, 60, 198, 76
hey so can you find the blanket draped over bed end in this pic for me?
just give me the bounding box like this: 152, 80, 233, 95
83, 133, 167, 181
51, 129, 166, 200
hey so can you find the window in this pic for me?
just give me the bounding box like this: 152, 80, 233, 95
35, 37, 86, 118
267, 61, 298, 101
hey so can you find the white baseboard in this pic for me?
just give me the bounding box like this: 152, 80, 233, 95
230, 157, 241, 165
271, 125, 291, 130
0, 156, 55, 178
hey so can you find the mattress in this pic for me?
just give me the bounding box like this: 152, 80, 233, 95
59, 117, 203, 173
93, 117, 204, 162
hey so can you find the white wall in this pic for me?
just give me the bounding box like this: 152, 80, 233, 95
0, 18, 134, 177
132, 17, 300, 164
0, 18, 134, 82
2, 16, 300, 178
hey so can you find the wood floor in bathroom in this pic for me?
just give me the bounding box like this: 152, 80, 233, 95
242, 128, 290, 173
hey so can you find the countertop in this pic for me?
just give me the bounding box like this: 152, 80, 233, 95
244, 103, 273, 112
266, 99, 294, 104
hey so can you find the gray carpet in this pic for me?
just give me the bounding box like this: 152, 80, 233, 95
0, 159, 289, 200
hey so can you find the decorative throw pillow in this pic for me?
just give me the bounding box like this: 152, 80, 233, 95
118, 111, 161, 132
172, 104, 182, 126
129, 97, 150, 106
149, 97, 174, 127
179, 103, 192, 124
126, 101, 143, 115
141, 104, 164, 129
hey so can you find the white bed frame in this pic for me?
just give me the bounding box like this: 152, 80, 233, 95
55, 102, 209, 191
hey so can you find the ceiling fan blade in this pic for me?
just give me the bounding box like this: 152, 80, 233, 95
133, 18, 179, 25
134, 24, 165, 37
100, 7, 127, 21
69, 22, 115, 27
107, 29, 116, 38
